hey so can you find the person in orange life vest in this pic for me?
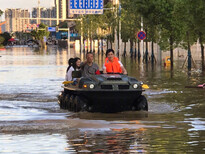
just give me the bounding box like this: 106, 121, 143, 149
103, 49, 127, 74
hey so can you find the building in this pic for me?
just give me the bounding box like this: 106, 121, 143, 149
31, 7, 56, 26
5, 9, 30, 32
55, 0, 75, 22
0, 21, 6, 33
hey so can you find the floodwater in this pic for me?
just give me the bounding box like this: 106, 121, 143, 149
0, 46, 205, 153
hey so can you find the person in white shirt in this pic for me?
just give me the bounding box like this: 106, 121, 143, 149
65, 57, 81, 81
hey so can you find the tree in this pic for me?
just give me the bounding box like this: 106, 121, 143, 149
31, 23, 50, 48
0, 36, 5, 47
154, 0, 184, 70
0, 9, 3, 17
121, 0, 140, 57
75, 2, 117, 52
0, 32, 11, 45
189, 0, 205, 70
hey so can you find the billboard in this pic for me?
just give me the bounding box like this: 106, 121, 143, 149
69, 0, 104, 14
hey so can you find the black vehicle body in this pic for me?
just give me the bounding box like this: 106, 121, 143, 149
58, 74, 148, 113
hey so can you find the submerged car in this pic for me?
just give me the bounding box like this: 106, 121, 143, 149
58, 73, 148, 113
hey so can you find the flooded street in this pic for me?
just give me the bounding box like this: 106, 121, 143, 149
0, 47, 205, 153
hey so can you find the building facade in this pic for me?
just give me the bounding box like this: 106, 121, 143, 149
0, 21, 6, 33
5, 9, 30, 32
31, 7, 56, 26
55, 0, 75, 21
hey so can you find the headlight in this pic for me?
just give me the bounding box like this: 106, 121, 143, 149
133, 84, 138, 89
83, 84, 87, 88
89, 84, 95, 89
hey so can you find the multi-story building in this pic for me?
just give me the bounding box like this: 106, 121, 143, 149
0, 21, 6, 33
55, 0, 75, 22
31, 7, 56, 26
5, 9, 30, 32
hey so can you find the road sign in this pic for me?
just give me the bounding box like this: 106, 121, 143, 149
48, 27, 56, 32
69, 0, 104, 14
137, 31, 146, 40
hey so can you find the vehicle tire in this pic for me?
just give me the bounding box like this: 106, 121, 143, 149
69, 95, 75, 111
58, 92, 64, 108
58, 92, 67, 109
64, 94, 70, 109
135, 95, 148, 111
74, 96, 86, 112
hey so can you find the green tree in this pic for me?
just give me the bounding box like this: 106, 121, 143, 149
76, 2, 116, 52
31, 23, 50, 48
121, 0, 140, 56
0, 9, 3, 17
0, 32, 11, 45
0, 36, 5, 47
154, 0, 184, 70
189, 0, 205, 70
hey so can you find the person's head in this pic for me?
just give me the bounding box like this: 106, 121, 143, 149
86, 52, 94, 63
106, 49, 115, 61
68, 58, 75, 66
67, 58, 75, 72
74, 57, 81, 69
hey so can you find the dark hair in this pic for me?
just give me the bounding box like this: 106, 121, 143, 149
86, 52, 93, 57
106, 49, 115, 57
66, 58, 75, 72
73, 57, 81, 70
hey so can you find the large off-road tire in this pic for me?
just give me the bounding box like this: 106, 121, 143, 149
58, 92, 67, 109
69, 95, 75, 111
135, 95, 148, 111
64, 94, 70, 109
73, 96, 86, 112
58, 92, 64, 108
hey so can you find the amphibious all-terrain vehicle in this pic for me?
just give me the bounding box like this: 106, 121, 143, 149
58, 73, 148, 113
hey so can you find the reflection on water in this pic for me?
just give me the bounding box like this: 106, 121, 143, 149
0, 134, 68, 154
0, 47, 205, 153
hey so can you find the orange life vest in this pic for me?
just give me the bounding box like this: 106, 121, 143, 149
104, 57, 122, 73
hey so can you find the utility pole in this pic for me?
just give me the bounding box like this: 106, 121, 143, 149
56, 0, 59, 25
37, 0, 41, 25
80, 18, 83, 53
67, 22, 70, 57
114, 0, 119, 55
141, 17, 144, 62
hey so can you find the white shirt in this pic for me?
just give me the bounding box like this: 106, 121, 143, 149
65, 66, 74, 81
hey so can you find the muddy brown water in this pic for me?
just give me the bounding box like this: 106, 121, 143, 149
0, 46, 205, 153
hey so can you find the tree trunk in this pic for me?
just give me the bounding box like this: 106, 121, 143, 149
110, 40, 112, 49
199, 33, 205, 71
187, 32, 192, 71
107, 38, 109, 50
98, 39, 100, 54
123, 42, 126, 56
101, 39, 103, 55
145, 29, 148, 63
151, 41, 155, 65
90, 37, 92, 52
170, 36, 174, 70
130, 40, 133, 57
134, 41, 137, 58
201, 43, 205, 71
138, 40, 141, 60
